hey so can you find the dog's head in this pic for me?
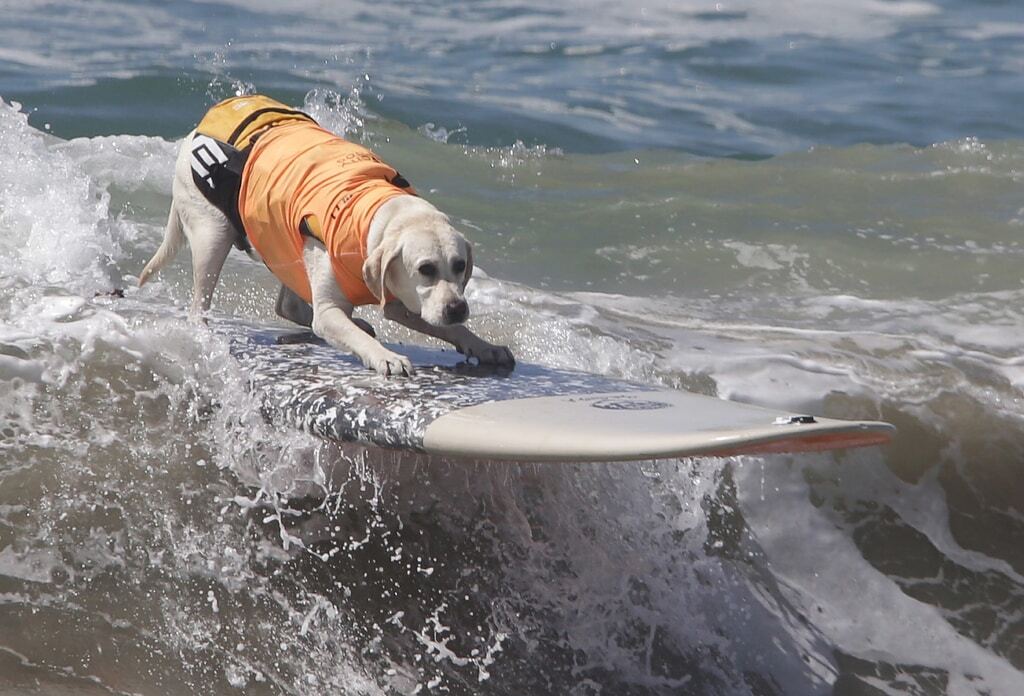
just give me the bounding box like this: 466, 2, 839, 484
363, 211, 474, 326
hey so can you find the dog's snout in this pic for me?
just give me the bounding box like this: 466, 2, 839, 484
443, 299, 469, 324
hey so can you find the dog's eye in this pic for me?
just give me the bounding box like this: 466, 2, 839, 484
418, 263, 437, 277
452, 259, 466, 275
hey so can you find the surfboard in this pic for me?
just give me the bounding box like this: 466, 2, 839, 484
224, 322, 895, 462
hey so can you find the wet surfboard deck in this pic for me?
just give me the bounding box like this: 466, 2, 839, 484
225, 323, 895, 462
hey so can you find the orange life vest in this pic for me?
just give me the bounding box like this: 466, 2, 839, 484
195, 95, 415, 306
238, 120, 415, 305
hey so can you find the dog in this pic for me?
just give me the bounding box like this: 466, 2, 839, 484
138, 95, 513, 376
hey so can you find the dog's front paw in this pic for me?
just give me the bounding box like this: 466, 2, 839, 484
364, 348, 413, 377
459, 339, 515, 367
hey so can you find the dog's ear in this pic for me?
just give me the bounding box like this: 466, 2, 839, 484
363, 242, 403, 307
461, 243, 474, 291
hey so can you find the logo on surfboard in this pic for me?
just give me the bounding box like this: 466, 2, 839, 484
590, 397, 670, 411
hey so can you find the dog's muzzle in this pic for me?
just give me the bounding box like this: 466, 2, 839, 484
443, 299, 469, 324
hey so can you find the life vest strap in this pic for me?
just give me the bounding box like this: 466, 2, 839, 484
189, 133, 250, 251
226, 107, 313, 148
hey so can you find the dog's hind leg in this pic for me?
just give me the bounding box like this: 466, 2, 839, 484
148, 132, 237, 317
187, 226, 233, 315
275, 284, 313, 327
177, 204, 236, 316
276, 283, 376, 336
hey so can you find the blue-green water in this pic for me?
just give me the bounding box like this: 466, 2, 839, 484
1, 1, 1022, 694
5, 0, 1024, 155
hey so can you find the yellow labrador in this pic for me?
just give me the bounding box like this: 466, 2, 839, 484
139, 98, 513, 377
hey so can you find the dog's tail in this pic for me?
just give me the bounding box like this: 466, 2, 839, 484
139, 200, 184, 287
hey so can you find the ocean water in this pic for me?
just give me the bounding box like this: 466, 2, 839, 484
1, 1, 1023, 694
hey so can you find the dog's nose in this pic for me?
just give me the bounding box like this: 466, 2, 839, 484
443, 299, 469, 324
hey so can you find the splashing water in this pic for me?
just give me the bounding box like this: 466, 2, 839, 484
1, 1, 1023, 689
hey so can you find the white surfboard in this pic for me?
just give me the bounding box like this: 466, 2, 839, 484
225, 322, 894, 462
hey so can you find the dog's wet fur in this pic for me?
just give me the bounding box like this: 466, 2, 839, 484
139, 127, 513, 377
